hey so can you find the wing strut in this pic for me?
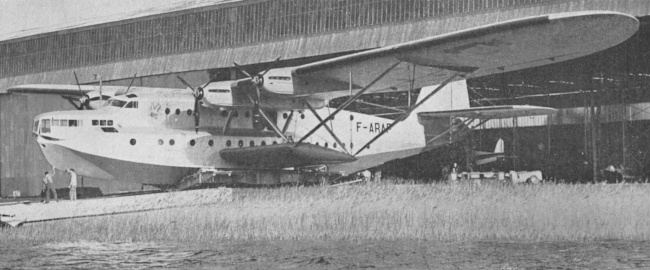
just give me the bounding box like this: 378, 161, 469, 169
305, 102, 350, 155
245, 93, 288, 141
354, 72, 463, 156
281, 110, 294, 134
425, 117, 477, 145
222, 110, 234, 136
295, 62, 401, 146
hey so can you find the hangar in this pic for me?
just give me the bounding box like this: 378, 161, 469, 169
1, 0, 650, 196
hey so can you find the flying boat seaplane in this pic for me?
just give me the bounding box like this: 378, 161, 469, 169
9, 11, 639, 187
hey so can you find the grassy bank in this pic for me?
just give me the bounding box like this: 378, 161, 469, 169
3, 181, 650, 244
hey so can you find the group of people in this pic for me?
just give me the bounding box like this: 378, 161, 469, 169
41, 165, 77, 203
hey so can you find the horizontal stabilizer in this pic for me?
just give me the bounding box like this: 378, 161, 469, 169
418, 105, 557, 121
220, 143, 356, 168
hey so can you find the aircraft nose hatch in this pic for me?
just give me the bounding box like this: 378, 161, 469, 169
219, 143, 356, 168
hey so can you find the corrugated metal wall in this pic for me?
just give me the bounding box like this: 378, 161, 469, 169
476, 102, 650, 129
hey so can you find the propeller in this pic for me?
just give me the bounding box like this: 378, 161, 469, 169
232, 57, 281, 112
176, 76, 208, 134
73, 71, 90, 110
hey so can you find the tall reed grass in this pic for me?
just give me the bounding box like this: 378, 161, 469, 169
3, 181, 650, 244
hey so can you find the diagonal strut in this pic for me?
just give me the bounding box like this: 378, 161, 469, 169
354, 72, 463, 156
295, 62, 401, 146
305, 102, 350, 155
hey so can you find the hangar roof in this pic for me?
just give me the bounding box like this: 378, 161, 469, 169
0, 0, 239, 43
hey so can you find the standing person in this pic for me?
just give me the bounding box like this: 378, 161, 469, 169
42, 166, 58, 203
362, 170, 371, 181
67, 168, 78, 201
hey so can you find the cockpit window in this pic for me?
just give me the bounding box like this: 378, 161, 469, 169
33, 119, 39, 134
41, 119, 51, 133
110, 100, 128, 108
124, 101, 138, 108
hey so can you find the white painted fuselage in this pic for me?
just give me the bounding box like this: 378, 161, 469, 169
33, 81, 469, 185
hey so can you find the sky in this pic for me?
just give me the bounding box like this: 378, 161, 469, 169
0, 0, 218, 40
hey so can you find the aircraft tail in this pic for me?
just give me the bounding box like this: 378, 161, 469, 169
410, 80, 470, 148
494, 138, 504, 154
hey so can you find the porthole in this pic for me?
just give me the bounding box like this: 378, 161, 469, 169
130, 139, 136, 145
350, 143, 354, 149
350, 115, 354, 121
187, 109, 193, 116
261, 141, 266, 146
226, 140, 232, 147
175, 109, 181, 115
169, 139, 175, 146
300, 114, 305, 119
165, 108, 170, 115
238, 140, 244, 147
282, 113, 288, 119
208, 140, 214, 147
272, 141, 278, 145
245, 111, 251, 118
249, 141, 255, 147
316, 142, 320, 146
333, 143, 337, 148
232, 111, 239, 118
158, 139, 164, 145
221, 110, 229, 117
324, 142, 328, 148
342, 143, 346, 148
189, 139, 196, 146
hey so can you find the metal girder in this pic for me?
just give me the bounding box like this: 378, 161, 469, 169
354, 72, 463, 156
295, 62, 401, 146
305, 102, 350, 155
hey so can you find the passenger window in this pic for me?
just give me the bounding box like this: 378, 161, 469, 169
69, 120, 78, 127
100, 120, 106, 126
52, 119, 60, 126
107, 120, 113, 126
41, 119, 51, 133
92, 120, 99, 126
60, 119, 68, 127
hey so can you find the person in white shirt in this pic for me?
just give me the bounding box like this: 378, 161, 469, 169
42, 166, 58, 203
66, 168, 78, 201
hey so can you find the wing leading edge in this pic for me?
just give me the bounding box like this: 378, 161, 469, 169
287, 11, 638, 98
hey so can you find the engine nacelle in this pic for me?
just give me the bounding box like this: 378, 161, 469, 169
201, 80, 326, 110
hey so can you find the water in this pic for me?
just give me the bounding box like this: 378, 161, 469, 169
2, 240, 650, 269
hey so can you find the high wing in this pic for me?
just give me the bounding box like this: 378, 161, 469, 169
8, 84, 125, 96
282, 11, 638, 99
417, 105, 557, 120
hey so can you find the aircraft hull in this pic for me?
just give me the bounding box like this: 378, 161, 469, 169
39, 141, 193, 185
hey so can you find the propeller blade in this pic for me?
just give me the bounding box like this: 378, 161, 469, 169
62, 96, 83, 110
124, 73, 138, 95
233, 62, 253, 78
194, 100, 200, 134
176, 76, 195, 91
259, 57, 281, 76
